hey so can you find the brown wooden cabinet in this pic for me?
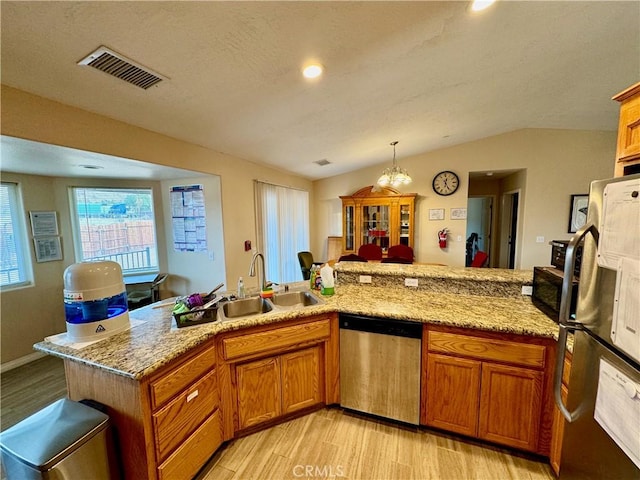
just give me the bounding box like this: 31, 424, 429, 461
217, 314, 339, 437
65, 341, 222, 480
478, 362, 544, 452
613, 82, 640, 177
425, 353, 480, 437
236, 356, 282, 429
340, 186, 416, 255
281, 346, 323, 414
550, 351, 572, 476
235, 345, 322, 430
422, 326, 556, 455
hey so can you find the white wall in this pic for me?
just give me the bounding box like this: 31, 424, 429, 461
160, 175, 226, 296
312, 129, 616, 268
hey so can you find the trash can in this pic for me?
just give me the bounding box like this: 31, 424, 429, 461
0, 399, 118, 480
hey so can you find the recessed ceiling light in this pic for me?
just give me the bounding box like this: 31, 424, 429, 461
302, 64, 323, 79
471, 0, 496, 12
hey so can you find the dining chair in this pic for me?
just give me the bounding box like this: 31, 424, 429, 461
358, 243, 383, 261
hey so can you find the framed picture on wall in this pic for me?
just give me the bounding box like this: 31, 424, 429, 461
568, 194, 589, 233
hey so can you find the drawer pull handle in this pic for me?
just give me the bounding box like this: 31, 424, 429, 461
187, 390, 199, 402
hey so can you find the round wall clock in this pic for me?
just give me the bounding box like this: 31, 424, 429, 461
432, 171, 460, 196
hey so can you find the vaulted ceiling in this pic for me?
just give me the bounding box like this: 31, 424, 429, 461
1, 1, 638, 180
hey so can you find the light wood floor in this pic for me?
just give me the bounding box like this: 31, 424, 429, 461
197, 408, 555, 480
1, 357, 555, 480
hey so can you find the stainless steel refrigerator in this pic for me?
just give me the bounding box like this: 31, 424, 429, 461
555, 174, 640, 479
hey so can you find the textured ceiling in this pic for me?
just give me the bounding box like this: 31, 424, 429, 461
1, 1, 639, 180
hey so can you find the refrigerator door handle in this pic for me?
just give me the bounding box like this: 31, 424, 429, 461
554, 322, 583, 422
559, 222, 598, 326
555, 222, 598, 422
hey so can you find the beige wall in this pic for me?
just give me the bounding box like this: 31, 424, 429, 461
312, 129, 616, 268
1, 85, 313, 365
0, 172, 168, 364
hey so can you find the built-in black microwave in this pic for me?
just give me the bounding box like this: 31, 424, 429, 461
532, 266, 578, 323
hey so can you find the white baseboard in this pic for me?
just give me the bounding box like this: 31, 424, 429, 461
1, 351, 46, 373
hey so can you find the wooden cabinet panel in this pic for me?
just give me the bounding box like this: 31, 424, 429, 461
152, 369, 219, 462
236, 356, 282, 429
478, 363, 544, 452
222, 319, 330, 361
150, 344, 216, 409
428, 331, 546, 368
614, 82, 640, 176
425, 353, 481, 437
157, 409, 223, 480
550, 384, 569, 475
281, 346, 322, 414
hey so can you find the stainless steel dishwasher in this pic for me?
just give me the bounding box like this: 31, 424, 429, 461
339, 314, 422, 425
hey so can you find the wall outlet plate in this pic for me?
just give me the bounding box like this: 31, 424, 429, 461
521, 285, 533, 295
536, 236, 545, 243
405, 278, 419, 287
359, 275, 372, 284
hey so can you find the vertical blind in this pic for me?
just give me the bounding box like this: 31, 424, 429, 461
254, 181, 310, 283
0, 182, 31, 287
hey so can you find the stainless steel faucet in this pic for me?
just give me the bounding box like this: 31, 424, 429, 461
249, 252, 266, 292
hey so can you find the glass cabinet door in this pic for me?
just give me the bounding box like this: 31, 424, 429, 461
399, 203, 411, 246
362, 205, 390, 252
344, 205, 354, 252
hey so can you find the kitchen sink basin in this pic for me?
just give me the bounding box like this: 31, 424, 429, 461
221, 297, 272, 319
270, 291, 321, 308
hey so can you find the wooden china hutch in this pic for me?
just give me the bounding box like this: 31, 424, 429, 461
340, 186, 416, 256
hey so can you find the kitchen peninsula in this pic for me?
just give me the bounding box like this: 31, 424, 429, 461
35, 264, 561, 480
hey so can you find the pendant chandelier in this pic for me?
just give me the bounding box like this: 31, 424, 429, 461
377, 141, 412, 187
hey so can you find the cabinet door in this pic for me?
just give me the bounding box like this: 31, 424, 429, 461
425, 353, 481, 437
550, 383, 569, 475
281, 346, 322, 414
616, 94, 640, 163
236, 356, 281, 429
478, 363, 543, 452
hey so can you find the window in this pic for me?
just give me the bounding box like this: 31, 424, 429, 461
0, 182, 32, 288
70, 187, 159, 274
255, 181, 310, 283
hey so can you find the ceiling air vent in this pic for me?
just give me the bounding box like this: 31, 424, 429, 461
77, 46, 166, 90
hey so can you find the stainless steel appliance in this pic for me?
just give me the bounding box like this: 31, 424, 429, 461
555, 174, 640, 479
532, 266, 578, 322
339, 314, 422, 425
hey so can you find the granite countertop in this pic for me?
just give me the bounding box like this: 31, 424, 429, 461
334, 262, 534, 283
34, 280, 561, 381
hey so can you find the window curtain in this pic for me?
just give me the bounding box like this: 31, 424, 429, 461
254, 181, 310, 283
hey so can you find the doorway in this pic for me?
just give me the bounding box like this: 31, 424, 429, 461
500, 190, 520, 269
466, 196, 493, 267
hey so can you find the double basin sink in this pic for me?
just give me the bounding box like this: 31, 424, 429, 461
219, 290, 323, 322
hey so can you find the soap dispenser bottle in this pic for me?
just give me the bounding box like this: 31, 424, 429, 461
237, 277, 245, 299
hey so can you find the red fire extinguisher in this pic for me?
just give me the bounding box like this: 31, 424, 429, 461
438, 228, 449, 249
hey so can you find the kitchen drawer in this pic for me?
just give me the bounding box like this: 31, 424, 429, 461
222, 319, 330, 361
153, 369, 219, 462
150, 343, 216, 409
157, 409, 223, 480
428, 331, 546, 369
